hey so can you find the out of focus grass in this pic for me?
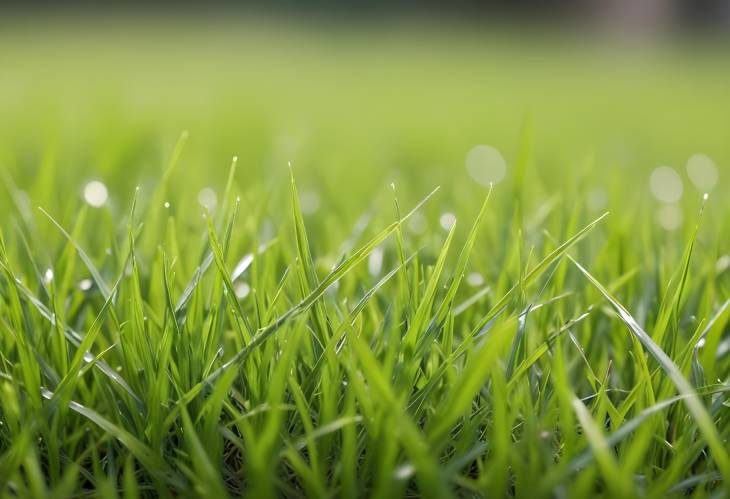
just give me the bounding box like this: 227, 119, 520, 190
0, 14, 729, 498
2, 15, 729, 216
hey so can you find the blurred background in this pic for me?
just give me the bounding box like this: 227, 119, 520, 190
0, 1, 729, 260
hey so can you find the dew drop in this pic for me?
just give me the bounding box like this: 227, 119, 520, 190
466, 145, 507, 186
198, 188, 218, 212
83, 181, 108, 208
408, 212, 426, 234
439, 212, 456, 231
300, 190, 321, 215
686, 154, 718, 192
716, 255, 730, 274
656, 203, 683, 231
649, 167, 683, 203
235, 282, 251, 299
368, 247, 384, 276
466, 272, 484, 287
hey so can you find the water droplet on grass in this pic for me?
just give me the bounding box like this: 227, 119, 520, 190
649, 167, 683, 203
300, 190, 321, 215
395, 464, 415, 480
716, 255, 730, 274
466, 272, 484, 287
198, 188, 218, 212
83, 181, 108, 208
408, 212, 426, 234
466, 145, 506, 186
686, 153, 718, 192
368, 246, 384, 276
235, 282, 251, 299
656, 203, 683, 231
439, 212, 456, 230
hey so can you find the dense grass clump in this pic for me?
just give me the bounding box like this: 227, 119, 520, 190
1, 16, 730, 498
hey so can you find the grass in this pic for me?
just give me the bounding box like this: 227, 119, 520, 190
1, 15, 730, 498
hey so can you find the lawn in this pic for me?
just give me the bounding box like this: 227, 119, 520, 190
1, 14, 730, 498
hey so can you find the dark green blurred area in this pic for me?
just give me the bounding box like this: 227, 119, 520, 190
0, 15, 729, 255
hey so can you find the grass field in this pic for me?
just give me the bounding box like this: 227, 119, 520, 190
1, 15, 730, 498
